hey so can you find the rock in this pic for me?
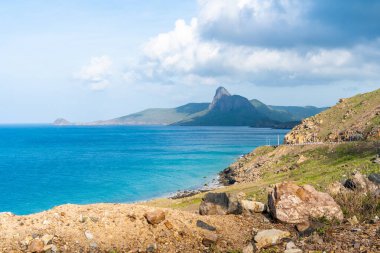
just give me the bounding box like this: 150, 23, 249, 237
368, 173, 380, 185
348, 216, 359, 225
372, 156, 380, 164
79, 214, 88, 223
144, 210, 166, 225
28, 239, 44, 253
242, 242, 254, 253
41, 234, 54, 245
90, 216, 99, 222
284, 241, 303, 253
296, 221, 310, 233
164, 220, 173, 230
240, 200, 266, 213
202, 232, 218, 247
254, 229, 290, 249
90, 242, 98, 249
84, 230, 94, 240
297, 155, 307, 164
20, 236, 33, 247
49, 245, 58, 253
343, 172, 379, 192
199, 192, 245, 215
196, 220, 216, 231
146, 243, 157, 252
268, 182, 343, 224
371, 215, 379, 224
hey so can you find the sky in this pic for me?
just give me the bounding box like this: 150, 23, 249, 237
1, 0, 380, 123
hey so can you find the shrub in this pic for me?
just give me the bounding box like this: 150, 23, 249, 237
334, 191, 380, 222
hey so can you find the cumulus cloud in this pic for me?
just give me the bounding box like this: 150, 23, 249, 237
126, 0, 380, 88
76, 56, 112, 91
198, 0, 380, 48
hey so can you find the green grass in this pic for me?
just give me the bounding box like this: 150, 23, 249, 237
146, 141, 379, 211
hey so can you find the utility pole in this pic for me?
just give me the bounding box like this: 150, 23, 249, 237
277, 135, 280, 146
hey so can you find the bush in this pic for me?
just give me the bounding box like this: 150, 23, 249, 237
335, 191, 380, 222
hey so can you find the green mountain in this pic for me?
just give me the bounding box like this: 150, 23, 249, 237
55, 87, 327, 127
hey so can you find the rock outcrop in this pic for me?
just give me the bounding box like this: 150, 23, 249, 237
268, 182, 344, 224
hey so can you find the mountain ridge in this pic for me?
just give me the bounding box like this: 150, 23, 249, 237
54, 87, 327, 127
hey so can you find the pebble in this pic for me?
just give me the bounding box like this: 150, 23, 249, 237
41, 234, 54, 245
90, 242, 98, 248
348, 216, 359, 225
146, 243, 157, 252
28, 239, 44, 253
242, 243, 254, 253
144, 210, 166, 225
85, 230, 94, 240
202, 233, 218, 247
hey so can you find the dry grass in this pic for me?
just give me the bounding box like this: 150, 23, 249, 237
334, 190, 380, 222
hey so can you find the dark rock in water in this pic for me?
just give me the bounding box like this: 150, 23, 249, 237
196, 220, 216, 231
368, 173, 380, 185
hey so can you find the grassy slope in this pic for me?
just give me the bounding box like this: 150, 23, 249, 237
146, 141, 380, 211
286, 88, 380, 142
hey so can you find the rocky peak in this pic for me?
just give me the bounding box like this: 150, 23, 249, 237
209, 87, 231, 110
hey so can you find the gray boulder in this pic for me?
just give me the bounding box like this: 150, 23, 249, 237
199, 192, 245, 215
368, 173, 380, 185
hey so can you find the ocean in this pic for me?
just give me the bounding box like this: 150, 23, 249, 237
0, 125, 288, 215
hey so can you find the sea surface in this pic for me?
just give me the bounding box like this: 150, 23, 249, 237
0, 125, 288, 215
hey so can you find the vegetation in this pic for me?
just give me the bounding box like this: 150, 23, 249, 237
146, 141, 380, 211
335, 191, 380, 222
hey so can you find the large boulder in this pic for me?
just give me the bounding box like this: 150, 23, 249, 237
199, 192, 245, 215
268, 182, 343, 224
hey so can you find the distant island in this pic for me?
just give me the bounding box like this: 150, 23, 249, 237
54, 87, 327, 128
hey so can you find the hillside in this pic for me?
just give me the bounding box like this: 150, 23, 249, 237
54, 87, 327, 127
90, 103, 209, 126
285, 88, 380, 144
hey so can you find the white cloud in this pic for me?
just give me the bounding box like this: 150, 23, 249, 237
75, 55, 113, 91
127, 1, 380, 88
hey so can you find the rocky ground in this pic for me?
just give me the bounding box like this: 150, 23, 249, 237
0, 202, 290, 253
1, 174, 380, 253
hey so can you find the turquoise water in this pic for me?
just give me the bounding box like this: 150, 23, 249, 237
0, 125, 288, 215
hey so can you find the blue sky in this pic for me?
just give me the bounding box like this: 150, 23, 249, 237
1, 0, 380, 123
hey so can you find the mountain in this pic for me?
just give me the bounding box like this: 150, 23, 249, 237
174, 87, 273, 126
54, 87, 327, 127
285, 88, 380, 144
